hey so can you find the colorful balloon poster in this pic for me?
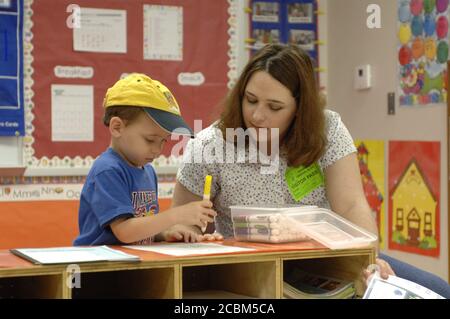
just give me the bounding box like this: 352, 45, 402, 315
388, 141, 440, 257
355, 140, 386, 249
398, 0, 449, 106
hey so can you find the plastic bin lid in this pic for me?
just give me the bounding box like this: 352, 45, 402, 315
229, 204, 318, 215
285, 208, 378, 249
229, 205, 378, 249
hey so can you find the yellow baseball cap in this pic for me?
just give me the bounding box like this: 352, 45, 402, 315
103, 73, 193, 136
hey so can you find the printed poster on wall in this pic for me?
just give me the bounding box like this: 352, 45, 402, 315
250, 0, 319, 69
249, 0, 320, 88
388, 141, 440, 257
143, 5, 183, 61
397, 0, 449, 106
355, 140, 385, 249
0, 0, 24, 136
73, 7, 127, 53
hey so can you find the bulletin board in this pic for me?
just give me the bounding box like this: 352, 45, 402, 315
248, 0, 320, 70
0, 0, 24, 136
22, 0, 236, 170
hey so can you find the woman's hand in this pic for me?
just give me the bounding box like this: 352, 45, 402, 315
363, 257, 396, 282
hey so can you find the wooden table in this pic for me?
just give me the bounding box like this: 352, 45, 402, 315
0, 240, 375, 299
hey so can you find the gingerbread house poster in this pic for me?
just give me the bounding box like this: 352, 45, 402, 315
355, 140, 385, 248
388, 141, 440, 257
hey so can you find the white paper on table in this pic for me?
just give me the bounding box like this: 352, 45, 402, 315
143, 5, 183, 61
51, 84, 93, 142
363, 274, 445, 299
11, 246, 139, 264
123, 242, 255, 256
73, 8, 127, 53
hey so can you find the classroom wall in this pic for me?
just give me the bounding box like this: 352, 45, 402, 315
0, 0, 246, 247
0, 198, 173, 249
326, 0, 448, 281
1, 0, 447, 280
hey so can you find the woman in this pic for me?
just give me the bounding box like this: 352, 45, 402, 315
171, 44, 450, 298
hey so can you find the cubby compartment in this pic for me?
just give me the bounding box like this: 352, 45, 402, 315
72, 267, 176, 299
182, 260, 278, 299
282, 254, 372, 298
0, 274, 64, 298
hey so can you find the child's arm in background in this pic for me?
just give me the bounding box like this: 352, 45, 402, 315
110, 200, 216, 244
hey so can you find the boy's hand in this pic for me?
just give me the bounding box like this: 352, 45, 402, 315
163, 225, 202, 243
174, 200, 216, 229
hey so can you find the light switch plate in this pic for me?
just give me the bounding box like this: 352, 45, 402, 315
388, 92, 395, 115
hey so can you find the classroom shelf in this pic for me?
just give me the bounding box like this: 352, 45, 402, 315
0, 273, 66, 298
282, 254, 372, 297
182, 259, 279, 299
72, 266, 177, 299
0, 241, 375, 299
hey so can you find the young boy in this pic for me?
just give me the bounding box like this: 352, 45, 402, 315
74, 73, 216, 245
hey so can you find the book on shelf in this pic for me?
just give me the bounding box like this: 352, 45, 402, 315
283, 268, 356, 299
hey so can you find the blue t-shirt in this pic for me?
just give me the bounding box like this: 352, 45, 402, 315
74, 148, 159, 246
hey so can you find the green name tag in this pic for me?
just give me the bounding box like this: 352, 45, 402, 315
285, 163, 324, 202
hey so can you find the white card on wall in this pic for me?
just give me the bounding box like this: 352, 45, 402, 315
51, 84, 94, 142
143, 5, 183, 61
73, 8, 127, 53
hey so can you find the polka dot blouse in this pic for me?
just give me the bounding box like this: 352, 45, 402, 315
177, 110, 357, 238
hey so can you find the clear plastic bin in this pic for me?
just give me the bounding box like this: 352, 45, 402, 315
230, 205, 378, 249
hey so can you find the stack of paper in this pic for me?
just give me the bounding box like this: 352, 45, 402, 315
283, 268, 356, 299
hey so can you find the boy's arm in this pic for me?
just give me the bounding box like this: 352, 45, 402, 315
110, 201, 215, 243
110, 211, 179, 244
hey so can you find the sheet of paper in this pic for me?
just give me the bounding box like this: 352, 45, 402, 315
124, 242, 255, 256
51, 84, 93, 142
12, 246, 139, 264
73, 8, 127, 53
143, 5, 183, 61
363, 274, 445, 299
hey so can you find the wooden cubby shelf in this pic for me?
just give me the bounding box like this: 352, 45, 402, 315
0, 241, 375, 299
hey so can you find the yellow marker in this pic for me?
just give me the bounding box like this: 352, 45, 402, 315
203, 175, 212, 201
202, 175, 213, 232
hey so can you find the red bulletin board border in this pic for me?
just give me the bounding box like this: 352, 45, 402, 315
23, 0, 236, 170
